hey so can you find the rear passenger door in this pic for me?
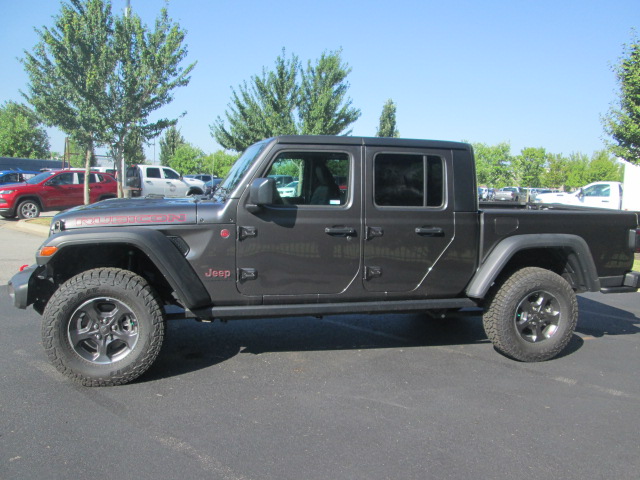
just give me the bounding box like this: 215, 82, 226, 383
363, 148, 455, 293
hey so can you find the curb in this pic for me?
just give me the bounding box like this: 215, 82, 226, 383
5, 219, 50, 237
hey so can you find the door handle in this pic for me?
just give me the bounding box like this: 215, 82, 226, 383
415, 227, 444, 237
325, 226, 356, 237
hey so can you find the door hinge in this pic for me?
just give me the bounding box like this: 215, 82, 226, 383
366, 226, 384, 240
239, 226, 257, 240
364, 266, 382, 280
238, 268, 257, 282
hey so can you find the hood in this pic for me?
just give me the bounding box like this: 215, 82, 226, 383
53, 197, 200, 230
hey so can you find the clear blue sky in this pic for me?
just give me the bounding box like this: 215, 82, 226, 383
1, 0, 638, 162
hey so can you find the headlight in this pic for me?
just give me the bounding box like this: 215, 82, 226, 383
0, 189, 15, 194
50, 220, 65, 236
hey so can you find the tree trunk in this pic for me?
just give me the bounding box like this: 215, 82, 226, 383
84, 139, 94, 205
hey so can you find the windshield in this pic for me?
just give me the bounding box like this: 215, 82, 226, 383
214, 140, 269, 199
26, 171, 55, 185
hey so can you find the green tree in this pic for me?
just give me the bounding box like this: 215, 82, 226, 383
472, 142, 513, 187
603, 32, 640, 163
512, 147, 548, 187
23, 0, 195, 199
544, 153, 570, 188
203, 150, 240, 178
122, 129, 146, 166
585, 150, 623, 183
375, 99, 399, 137
565, 152, 590, 189
159, 125, 186, 165
64, 137, 88, 168
298, 49, 361, 135
168, 143, 205, 175
0, 101, 50, 158
22, 0, 112, 203
212, 49, 361, 151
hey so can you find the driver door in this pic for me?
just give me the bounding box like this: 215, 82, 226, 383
236, 146, 362, 299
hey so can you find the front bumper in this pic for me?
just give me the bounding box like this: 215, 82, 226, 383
7, 265, 38, 309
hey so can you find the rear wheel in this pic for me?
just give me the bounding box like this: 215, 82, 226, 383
42, 268, 165, 386
483, 267, 577, 361
17, 199, 41, 219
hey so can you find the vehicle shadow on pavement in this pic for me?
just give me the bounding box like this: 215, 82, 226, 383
142, 312, 491, 382
576, 296, 640, 337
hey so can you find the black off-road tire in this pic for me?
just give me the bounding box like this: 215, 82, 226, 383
483, 267, 578, 362
42, 268, 165, 386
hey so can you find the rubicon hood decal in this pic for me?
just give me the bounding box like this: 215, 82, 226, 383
74, 213, 188, 226
57, 197, 199, 228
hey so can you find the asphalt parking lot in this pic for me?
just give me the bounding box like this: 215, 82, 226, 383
1, 218, 639, 479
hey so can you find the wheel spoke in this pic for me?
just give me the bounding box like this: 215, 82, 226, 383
93, 337, 112, 363
68, 325, 96, 346
111, 327, 138, 347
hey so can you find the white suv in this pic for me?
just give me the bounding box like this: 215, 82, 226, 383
125, 165, 205, 197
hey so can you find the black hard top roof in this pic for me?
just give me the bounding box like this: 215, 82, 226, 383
269, 135, 471, 151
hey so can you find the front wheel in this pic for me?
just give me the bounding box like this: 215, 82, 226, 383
42, 268, 165, 386
483, 267, 578, 362
17, 199, 41, 219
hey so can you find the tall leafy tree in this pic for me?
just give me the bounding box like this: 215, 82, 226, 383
603, 33, 640, 163
375, 99, 399, 137
122, 128, 146, 166
204, 150, 240, 178
544, 153, 570, 189
565, 152, 590, 189
585, 150, 623, 183
105, 6, 195, 195
22, 0, 113, 203
472, 142, 513, 187
0, 101, 50, 158
212, 49, 360, 151
168, 143, 205, 175
23, 0, 195, 199
159, 125, 186, 165
512, 147, 548, 188
299, 49, 360, 135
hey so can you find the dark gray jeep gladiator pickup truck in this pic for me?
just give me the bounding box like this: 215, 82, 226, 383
8, 136, 640, 386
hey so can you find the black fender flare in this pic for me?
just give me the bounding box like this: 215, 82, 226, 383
37, 227, 211, 309
466, 234, 600, 299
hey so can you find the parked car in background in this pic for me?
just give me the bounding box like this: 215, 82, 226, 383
0, 170, 39, 185
125, 165, 205, 198
0, 169, 117, 219
186, 173, 217, 183
278, 180, 299, 198
494, 186, 524, 202
204, 178, 223, 196
268, 174, 295, 188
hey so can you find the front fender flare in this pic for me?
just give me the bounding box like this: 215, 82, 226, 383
38, 227, 211, 309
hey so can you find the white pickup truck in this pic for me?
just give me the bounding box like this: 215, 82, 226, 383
125, 164, 205, 197
534, 162, 640, 211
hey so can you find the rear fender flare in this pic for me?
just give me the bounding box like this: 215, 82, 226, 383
466, 234, 599, 299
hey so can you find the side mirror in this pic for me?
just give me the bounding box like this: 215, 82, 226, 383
577, 188, 584, 198
247, 177, 276, 213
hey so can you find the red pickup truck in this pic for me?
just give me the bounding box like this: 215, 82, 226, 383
0, 169, 117, 219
